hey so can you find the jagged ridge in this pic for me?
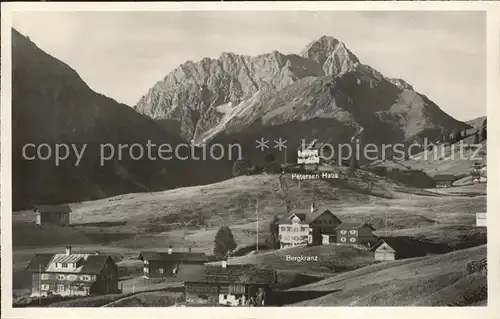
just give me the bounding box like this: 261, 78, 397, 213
135, 35, 468, 145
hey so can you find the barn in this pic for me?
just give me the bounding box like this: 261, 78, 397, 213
34, 205, 71, 226
371, 237, 429, 261
433, 175, 456, 188
138, 247, 219, 279
180, 261, 277, 306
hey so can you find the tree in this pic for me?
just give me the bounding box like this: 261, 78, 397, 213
263, 151, 280, 174
232, 159, 252, 177
214, 226, 237, 257
264, 151, 275, 164
481, 119, 487, 141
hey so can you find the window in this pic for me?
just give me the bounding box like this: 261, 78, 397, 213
61, 263, 68, 268
83, 287, 90, 294
340, 230, 347, 235
349, 237, 356, 243
41, 274, 49, 280
144, 260, 149, 265
144, 267, 149, 273
81, 275, 91, 281
41, 284, 50, 291
57, 285, 65, 293
340, 237, 347, 242
158, 268, 164, 274
57, 274, 65, 280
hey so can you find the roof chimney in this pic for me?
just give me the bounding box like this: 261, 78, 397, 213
65, 246, 72, 256
221, 260, 227, 268
95, 250, 100, 255
168, 246, 172, 255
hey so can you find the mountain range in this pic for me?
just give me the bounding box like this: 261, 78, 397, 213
12, 30, 475, 208
135, 35, 468, 147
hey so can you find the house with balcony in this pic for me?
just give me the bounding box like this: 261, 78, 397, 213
25, 246, 118, 298
277, 203, 342, 248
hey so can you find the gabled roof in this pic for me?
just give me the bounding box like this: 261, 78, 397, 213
137, 251, 218, 263
26, 253, 113, 275
184, 264, 277, 285
276, 209, 309, 225
80, 255, 114, 274
26, 254, 54, 272
176, 264, 206, 282
277, 207, 341, 225
433, 175, 457, 181
33, 204, 71, 214
370, 237, 428, 255
335, 222, 375, 231
305, 207, 341, 224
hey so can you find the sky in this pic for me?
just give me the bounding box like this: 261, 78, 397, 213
12, 10, 486, 121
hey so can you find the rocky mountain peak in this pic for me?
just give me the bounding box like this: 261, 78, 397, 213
300, 35, 360, 76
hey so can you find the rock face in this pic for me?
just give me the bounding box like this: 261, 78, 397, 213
135, 35, 468, 146
11, 29, 197, 209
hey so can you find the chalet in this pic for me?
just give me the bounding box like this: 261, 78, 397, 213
476, 212, 486, 227
433, 175, 456, 188
276, 203, 342, 248
370, 237, 428, 261
138, 247, 219, 279
335, 222, 377, 246
34, 205, 71, 226
26, 246, 118, 298
180, 261, 277, 306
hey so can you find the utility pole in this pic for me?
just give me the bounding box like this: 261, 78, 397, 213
256, 198, 259, 251
385, 211, 388, 237
38, 264, 42, 304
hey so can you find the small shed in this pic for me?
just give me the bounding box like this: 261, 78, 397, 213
433, 175, 456, 188
34, 204, 71, 226
476, 213, 486, 227
371, 237, 429, 261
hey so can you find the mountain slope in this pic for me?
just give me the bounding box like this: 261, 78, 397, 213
289, 245, 486, 306
12, 29, 197, 209
135, 35, 468, 148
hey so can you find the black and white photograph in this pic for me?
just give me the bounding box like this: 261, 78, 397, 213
1, 2, 499, 315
